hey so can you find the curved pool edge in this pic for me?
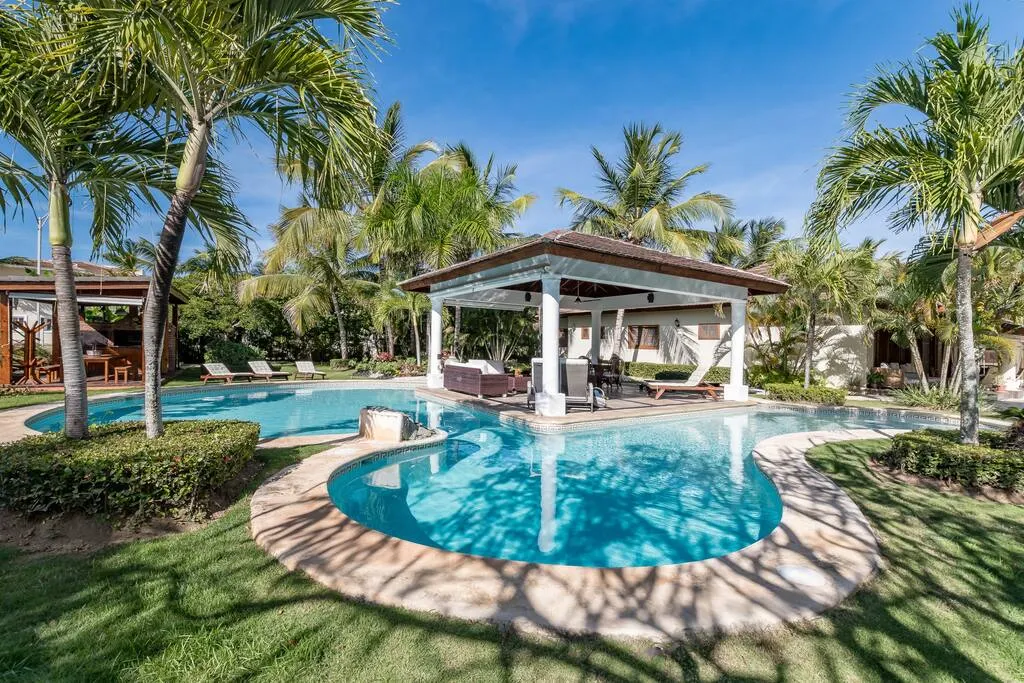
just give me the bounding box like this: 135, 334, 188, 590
249, 426, 902, 641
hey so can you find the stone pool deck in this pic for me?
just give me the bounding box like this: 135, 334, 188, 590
250, 427, 899, 640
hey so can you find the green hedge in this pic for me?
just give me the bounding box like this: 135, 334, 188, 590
765, 383, 847, 406
623, 362, 732, 384
878, 429, 1024, 492
0, 421, 260, 517
329, 358, 353, 370
204, 340, 261, 369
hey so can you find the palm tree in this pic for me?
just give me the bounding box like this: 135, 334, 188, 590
875, 258, 934, 392
82, 0, 385, 437
237, 207, 374, 358
103, 237, 157, 275
557, 122, 732, 255
0, 7, 225, 438
558, 122, 732, 357
365, 274, 430, 364
706, 217, 786, 268
811, 6, 1024, 444
772, 238, 881, 389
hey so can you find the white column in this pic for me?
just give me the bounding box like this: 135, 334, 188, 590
590, 309, 602, 362
724, 299, 749, 401
427, 297, 443, 389
536, 275, 566, 416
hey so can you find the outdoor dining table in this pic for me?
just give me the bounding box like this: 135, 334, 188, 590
84, 354, 117, 383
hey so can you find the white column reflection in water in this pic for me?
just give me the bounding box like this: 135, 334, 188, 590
426, 403, 443, 473
723, 413, 749, 496
536, 433, 565, 554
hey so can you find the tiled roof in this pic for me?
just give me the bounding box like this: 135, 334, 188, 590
401, 229, 788, 296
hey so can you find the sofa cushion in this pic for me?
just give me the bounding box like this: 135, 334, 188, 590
465, 359, 505, 375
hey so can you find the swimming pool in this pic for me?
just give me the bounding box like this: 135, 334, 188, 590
28, 384, 937, 568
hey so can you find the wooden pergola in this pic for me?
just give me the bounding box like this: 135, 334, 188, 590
0, 277, 187, 386
401, 230, 788, 416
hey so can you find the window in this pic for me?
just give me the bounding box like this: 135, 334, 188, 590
627, 325, 659, 349
698, 323, 721, 340
580, 326, 590, 340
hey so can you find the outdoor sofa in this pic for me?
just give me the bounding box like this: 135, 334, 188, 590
443, 360, 509, 398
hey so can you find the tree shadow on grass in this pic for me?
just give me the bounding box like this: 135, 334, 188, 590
0, 440, 1022, 681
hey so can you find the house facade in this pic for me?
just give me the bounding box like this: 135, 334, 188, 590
561, 306, 1024, 390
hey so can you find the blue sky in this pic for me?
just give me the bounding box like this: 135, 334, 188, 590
3, 0, 1024, 263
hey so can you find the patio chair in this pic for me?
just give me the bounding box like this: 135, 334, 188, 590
294, 360, 327, 380
642, 358, 721, 401
563, 358, 595, 412
604, 355, 623, 390
201, 362, 254, 384
526, 358, 544, 410
248, 360, 291, 382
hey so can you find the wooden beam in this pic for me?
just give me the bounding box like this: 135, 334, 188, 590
0, 293, 10, 385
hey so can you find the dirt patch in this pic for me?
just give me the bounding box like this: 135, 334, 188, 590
0, 456, 269, 556
868, 460, 1024, 505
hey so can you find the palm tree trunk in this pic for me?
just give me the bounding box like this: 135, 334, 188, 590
907, 332, 931, 392
453, 305, 462, 358
412, 312, 422, 365
612, 308, 626, 358
329, 290, 348, 359
385, 322, 396, 357
955, 247, 980, 444
48, 181, 88, 439
803, 311, 816, 389
144, 123, 210, 438
938, 340, 952, 392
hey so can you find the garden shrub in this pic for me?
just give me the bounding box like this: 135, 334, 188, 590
748, 364, 803, 388
329, 358, 354, 370
204, 340, 261, 369
0, 421, 260, 517
623, 362, 731, 384
765, 382, 847, 406
879, 429, 1024, 492
891, 387, 961, 411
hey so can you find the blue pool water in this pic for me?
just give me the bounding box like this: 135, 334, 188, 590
28, 385, 937, 568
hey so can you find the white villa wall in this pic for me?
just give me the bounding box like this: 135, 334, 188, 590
562, 307, 871, 387
989, 334, 1024, 390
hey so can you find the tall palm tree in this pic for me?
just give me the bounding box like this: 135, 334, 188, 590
81, 0, 386, 437
558, 122, 732, 357
772, 238, 881, 389
557, 122, 732, 255
811, 6, 1024, 444
705, 217, 786, 268
0, 6, 240, 438
103, 237, 158, 275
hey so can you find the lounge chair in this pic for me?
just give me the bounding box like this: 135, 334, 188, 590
643, 359, 721, 401
201, 362, 254, 384
248, 360, 290, 382
294, 360, 327, 379
563, 358, 595, 412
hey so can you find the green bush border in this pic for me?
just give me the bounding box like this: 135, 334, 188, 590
623, 362, 731, 384
878, 429, 1024, 492
0, 420, 260, 517
765, 383, 847, 406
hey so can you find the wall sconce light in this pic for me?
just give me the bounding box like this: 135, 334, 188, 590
646, 292, 655, 303
674, 318, 681, 328
525, 292, 532, 302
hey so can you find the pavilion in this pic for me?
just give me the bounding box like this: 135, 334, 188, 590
0, 276, 186, 386
400, 230, 788, 417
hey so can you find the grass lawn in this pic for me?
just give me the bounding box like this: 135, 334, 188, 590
1, 440, 1022, 680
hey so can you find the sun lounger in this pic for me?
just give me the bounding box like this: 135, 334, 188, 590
563, 358, 595, 411
248, 360, 290, 381
201, 362, 254, 384
294, 360, 327, 379
645, 382, 721, 401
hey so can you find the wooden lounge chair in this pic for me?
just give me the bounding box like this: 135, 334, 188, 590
248, 360, 291, 382
201, 362, 254, 384
294, 360, 327, 380
643, 359, 720, 401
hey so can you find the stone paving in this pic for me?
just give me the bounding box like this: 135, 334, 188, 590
250, 427, 898, 640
